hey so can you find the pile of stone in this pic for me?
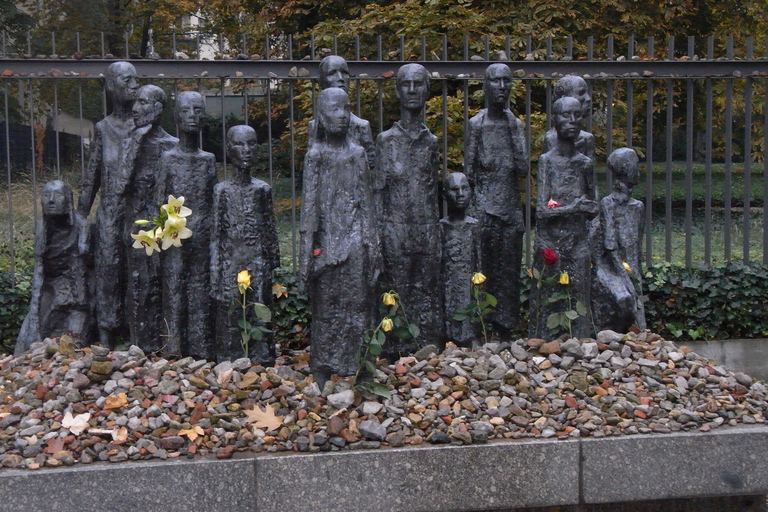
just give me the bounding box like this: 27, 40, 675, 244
1, 330, 765, 470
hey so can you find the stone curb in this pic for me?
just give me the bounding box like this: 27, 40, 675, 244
1, 425, 767, 512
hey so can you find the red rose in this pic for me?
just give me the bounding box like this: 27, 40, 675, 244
313, 248, 322, 257
542, 248, 557, 266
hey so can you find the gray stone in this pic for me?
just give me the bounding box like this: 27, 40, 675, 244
157, 380, 179, 395
358, 420, 387, 441
414, 344, 438, 361
596, 330, 624, 344
326, 390, 355, 410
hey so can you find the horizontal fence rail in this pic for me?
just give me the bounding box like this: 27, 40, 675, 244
2, 32, 768, 287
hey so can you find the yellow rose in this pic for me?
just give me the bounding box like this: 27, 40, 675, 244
381, 318, 394, 332
382, 292, 397, 306
471, 272, 486, 285
559, 271, 569, 285
623, 261, 631, 274
237, 270, 251, 294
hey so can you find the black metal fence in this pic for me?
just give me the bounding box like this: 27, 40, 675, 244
2, 32, 768, 282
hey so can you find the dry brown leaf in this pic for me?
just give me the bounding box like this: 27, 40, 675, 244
217, 368, 234, 388
44, 437, 65, 454
112, 426, 128, 444
237, 372, 260, 389
179, 425, 205, 442
105, 393, 128, 410
243, 404, 283, 432
62, 411, 91, 435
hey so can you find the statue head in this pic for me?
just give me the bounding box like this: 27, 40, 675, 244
553, 75, 591, 119
444, 172, 471, 214
316, 88, 351, 137
174, 91, 205, 134
318, 56, 350, 92
104, 61, 138, 106
226, 125, 258, 170
607, 148, 640, 189
41, 180, 74, 220
484, 63, 512, 108
552, 97, 582, 142
133, 84, 167, 128
396, 63, 430, 112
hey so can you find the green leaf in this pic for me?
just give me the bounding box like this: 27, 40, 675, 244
453, 312, 468, 321
546, 313, 562, 330
241, 332, 251, 343
408, 324, 420, 339
238, 320, 252, 331
364, 360, 377, 374
564, 309, 579, 321
253, 303, 272, 322
484, 294, 497, 307
365, 382, 391, 399
576, 301, 588, 317
249, 328, 263, 341
376, 330, 386, 344
369, 343, 382, 356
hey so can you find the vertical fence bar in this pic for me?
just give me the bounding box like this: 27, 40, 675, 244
333, 35, 338, 56
421, 35, 427, 61
684, 36, 695, 268
587, 36, 593, 134
724, 37, 734, 261
704, 37, 714, 266
355, 35, 361, 118
606, 36, 615, 189
764, 36, 768, 265
4, 83, 15, 285
101, 32, 105, 58
289, 80, 297, 271
645, 37, 654, 267
53, 80, 61, 179
442, 76, 448, 175
28, 80, 37, 226
399, 36, 404, 61
627, 35, 634, 149
220, 78, 227, 178
545, 36, 552, 131
742, 37, 753, 263
525, 74, 532, 268
266, 77, 273, 188
664, 36, 675, 262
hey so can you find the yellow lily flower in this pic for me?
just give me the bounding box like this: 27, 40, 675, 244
381, 318, 394, 332
161, 214, 193, 250
131, 229, 161, 256
559, 271, 569, 285
238, 270, 251, 295
623, 261, 632, 274
382, 292, 396, 306
162, 195, 192, 218
471, 272, 486, 285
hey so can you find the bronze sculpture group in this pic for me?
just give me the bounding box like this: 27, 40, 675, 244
16, 58, 647, 385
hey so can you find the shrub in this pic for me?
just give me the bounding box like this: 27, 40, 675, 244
644, 262, 768, 341
0, 270, 31, 354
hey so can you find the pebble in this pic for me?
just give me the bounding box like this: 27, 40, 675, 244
0, 333, 765, 471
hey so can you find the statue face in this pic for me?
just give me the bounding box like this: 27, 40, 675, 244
445, 173, 471, 212
106, 63, 138, 105
317, 92, 350, 136
175, 93, 204, 134
42, 184, 70, 217
553, 98, 582, 142
571, 79, 591, 119
133, 88, 163, 128
227, 128, 258, 169
396, 67, 429, 111
484, 65, 512, 107
319, 57, 349, 92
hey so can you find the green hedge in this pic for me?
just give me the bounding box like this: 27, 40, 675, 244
644, 262, 768, 341
0, 271, 31, 354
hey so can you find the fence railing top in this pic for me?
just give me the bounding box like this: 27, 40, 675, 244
1, 58, 768, 80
